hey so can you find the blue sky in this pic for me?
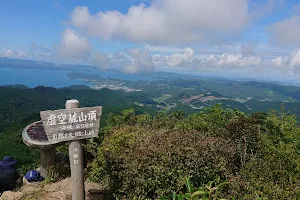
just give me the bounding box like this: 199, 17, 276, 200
1, 0, 300, 78
0, 0, 147, 51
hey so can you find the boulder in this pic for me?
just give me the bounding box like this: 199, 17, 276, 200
0, 178, 105, 200
0, 191, 22, 200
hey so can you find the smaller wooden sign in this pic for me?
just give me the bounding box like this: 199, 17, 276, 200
40, 106, 102, 143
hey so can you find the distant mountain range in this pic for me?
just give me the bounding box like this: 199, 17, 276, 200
0, 57, 98, 72
3, 57, 298, 86
2, 57, 300, 121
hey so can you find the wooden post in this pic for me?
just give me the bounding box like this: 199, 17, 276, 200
66, 99, 85, 200
40, 148, 55, 178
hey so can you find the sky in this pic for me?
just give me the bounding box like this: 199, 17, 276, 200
1, 0, 300, 80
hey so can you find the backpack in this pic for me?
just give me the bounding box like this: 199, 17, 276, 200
24, 170, 44, 182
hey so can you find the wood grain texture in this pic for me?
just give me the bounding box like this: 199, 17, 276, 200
40, 148, 56, 178
69, 140, 85, 200
66, 100, 86, 200
40, 106, 102, 143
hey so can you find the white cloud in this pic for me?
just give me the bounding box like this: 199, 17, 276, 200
151, 47, 195, 68
206, 55, 217, 62
31, 43, 53, 60
290, 50, 300, 67
269, 16, 300, 46
198, 53, 262, 69
219, 53, 261, 67
241, 44, 256, 56
250, 0, 284, 20
124, 48, 154, 73
151, 46, 261, 69
152, 54, 165, 66
166, 47, 194, 67
269, 3, 300, 47
144, 44, 183, 53
111, 53, 131, 67
271, 56, 288, 66
153, 47, 300, 76
69, 0, 249, 43
271, 50, 300, 74
55, 28, 112, 69
0, 49, 27, 58
31, 43, 51, 53
57, 28, 91, 61
122, 65, 142, 74
91, 52, 111, 70
272, 50, 300, 67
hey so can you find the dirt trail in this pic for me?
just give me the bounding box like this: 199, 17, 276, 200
0, 178, 105, 200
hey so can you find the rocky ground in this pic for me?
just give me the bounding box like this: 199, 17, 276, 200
0, 178, 105, 200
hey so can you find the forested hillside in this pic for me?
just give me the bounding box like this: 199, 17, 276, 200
0, 84, 300, 199
0, 85, 157, 131
87, 106, 300, 199
65, 72, 300, 120
2, 0, 300, 199
2, 83, 300, 168
0, 85, 157, 168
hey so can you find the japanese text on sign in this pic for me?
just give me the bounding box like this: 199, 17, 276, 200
40, 106, 102, 143
46, 110, 97, 126
52, 129, 96, 140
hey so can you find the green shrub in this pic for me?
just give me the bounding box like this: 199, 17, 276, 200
88, 106, 244, 199
160, 176, 229, 200
87, 106, 300, 199
237, 110, 300, 200
90, 126, 238, 199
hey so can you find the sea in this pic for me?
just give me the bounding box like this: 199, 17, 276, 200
0, 68, 153, 88
0, 68, 88, 88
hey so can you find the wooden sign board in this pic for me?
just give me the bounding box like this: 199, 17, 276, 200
40, 106, 102, 143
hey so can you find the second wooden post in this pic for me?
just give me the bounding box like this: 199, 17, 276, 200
66, 99, 85, 200
40, 148, 56, 178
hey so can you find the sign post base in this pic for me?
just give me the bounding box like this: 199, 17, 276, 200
40, 148, 56, 178
66, 100, 85, 200
23, 99, 102, 200
69, 140, 85, 200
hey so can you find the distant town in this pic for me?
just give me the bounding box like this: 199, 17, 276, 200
88, 80, 141, 92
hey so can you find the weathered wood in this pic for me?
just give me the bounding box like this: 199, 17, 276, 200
23, 99, 103, 187
22, 121, 57, 179
40, 148, 56, 178
40, 106, 102, 143
22, 121, 60, 149
66, 100, 85, 200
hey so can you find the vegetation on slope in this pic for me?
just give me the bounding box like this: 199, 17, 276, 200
1, 84, 300, 199
0, 86, 158, 169
87, 105, 300, 199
